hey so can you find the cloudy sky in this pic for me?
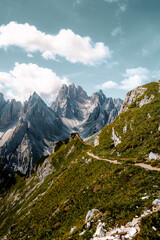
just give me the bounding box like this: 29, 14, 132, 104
0, 0, 160, 104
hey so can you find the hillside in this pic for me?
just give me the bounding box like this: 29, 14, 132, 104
93, 81, 160, 166
0, 133, 160, 240
0, 81, 160, 240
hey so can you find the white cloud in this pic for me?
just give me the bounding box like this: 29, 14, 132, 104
120, 67, 150, 90
0, 22, 111, 65
0, 63, 69, 104
96, 80, 118, 90
111, 26, 122, 36
96, 67, 160, 93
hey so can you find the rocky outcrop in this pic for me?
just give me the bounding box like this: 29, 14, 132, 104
111, 127, 121, 146
148, 152, 160, 161
138, 94, 154, 107
119, 86, 147, 114
92, 199, 160, 240
37, 157, 55, 182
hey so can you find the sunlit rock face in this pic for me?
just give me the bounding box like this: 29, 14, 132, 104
51, 84, 122, 138
0, 92, 70, 175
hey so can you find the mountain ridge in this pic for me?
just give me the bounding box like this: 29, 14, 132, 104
51, 83, 122, 137
0, 84, 122, 176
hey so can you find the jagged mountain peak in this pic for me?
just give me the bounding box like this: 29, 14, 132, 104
51, 83, 122, 137
97, 89, 104, 95
28, 91, 43, 103
91, 89, 106, 105
0, 92, 5, 101
24, 91, 49, 115
55, 83, 89, 103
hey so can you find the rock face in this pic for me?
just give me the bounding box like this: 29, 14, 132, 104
0, 94, 22, 128
36, 157, 55, 182
51, 83, 89, 120
51, 84, 123, 138
0, 92, 69, 175
119, 86, 147, 114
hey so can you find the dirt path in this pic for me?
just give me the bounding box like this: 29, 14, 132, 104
87, 151, 121, 164
87, 151, 160, 172
76, 132, 160, 172
135, 163, 160, 171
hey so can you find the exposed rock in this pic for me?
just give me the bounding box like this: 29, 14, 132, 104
66, 145, 75, 157
79, 230, 86, 236
141, 196, 149, 200
85, 209, 100, 223
152, 198, 160, 207
123, 125, 127, 134
139, 94, 154, 107
111, 127, 121, 146
92, 198, 160, 240
148, 152, 160, 161
94, 135, 99, 147
37, 158, 55, 182
93, 221, 106, 238
119, 86, 147, 114
0, 97, 22, 129
85, 158, 92, 164
70, 226, 76, 234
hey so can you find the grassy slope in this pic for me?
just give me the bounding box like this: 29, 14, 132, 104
94, 82, 160, 166
0, 135, 160, 239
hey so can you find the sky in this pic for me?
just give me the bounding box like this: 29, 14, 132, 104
0, 0, 160, 104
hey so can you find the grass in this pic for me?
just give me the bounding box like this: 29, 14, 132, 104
0, 135, 160, 239
93, 82, 160, 164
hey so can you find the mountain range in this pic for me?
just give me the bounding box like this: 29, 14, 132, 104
0, 83, 122, 176
51, 83, 122, 138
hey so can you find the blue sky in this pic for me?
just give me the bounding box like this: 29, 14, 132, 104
0, 0, 160, 104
